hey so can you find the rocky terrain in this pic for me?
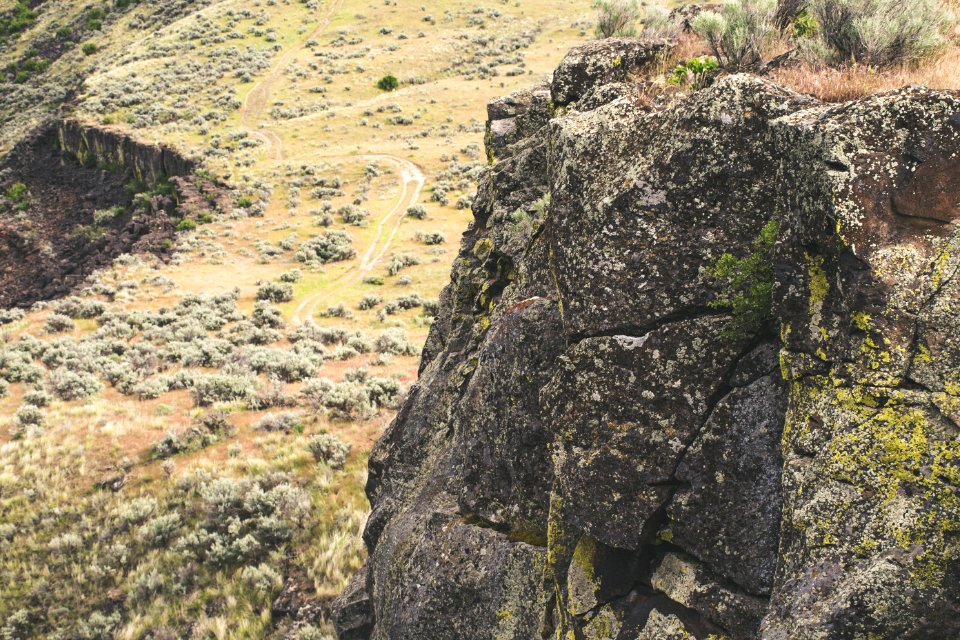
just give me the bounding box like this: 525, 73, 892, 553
334, 38, 960, 639
0, 120, 230, 307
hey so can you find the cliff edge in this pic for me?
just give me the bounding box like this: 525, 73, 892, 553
333, 38, 960, 640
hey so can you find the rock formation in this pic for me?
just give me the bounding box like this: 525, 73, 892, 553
334, 38, 960, 639
0, 121, 228, 307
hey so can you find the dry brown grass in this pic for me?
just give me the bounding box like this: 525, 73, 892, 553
771, 46, 960, 103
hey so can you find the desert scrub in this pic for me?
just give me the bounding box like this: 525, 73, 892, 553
709, 218, 780, 337
406, 204, 427, 219
50, 367, 103, 400
387, 253, 420, 276
256, 281, 294, 303
802, 0, 953, 67
44, 313, 75, 334
153, 413, 236, 459
693, 0, 779, 70
255, 412, 304, 433
192, 373, 256, 406
306, 432, 351, 469
594, 0, 641, 37
296, 231, 356, 264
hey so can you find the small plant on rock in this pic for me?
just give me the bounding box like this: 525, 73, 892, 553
709, 218, 780, 337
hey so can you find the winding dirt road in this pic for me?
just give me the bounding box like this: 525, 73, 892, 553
291, 154, 425, 325
239, 0, 345, 161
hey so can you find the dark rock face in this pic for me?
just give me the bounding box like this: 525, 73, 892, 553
334, 38, 960, 640
0, 122, 226, 308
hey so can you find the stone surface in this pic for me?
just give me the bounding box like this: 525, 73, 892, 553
550, 38, 670, 106
335, 37, 960, 640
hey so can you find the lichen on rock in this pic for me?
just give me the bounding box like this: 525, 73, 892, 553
334, 37, 960, 640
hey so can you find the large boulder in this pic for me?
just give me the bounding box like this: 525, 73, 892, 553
335, 41, 960, 640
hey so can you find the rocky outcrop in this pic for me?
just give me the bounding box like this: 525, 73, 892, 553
0, 122, 226, 307
334, 37, 960, 639
56, 119, 196, 187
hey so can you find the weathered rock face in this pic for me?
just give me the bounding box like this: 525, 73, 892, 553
334, 38, 960, 640
0, 122, 225, 307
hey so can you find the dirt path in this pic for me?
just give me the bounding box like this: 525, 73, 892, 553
291, 154, 425, 325
239, 0, 344, 161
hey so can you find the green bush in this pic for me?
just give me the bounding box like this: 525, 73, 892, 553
804, 0, 952, 67
176, 218, 197, 231
377, 74, 399, 91
709, 218, 780, 337
594, 0, 642, 37
668, 56, 720, 87
693, 0, 778, 70
4, 181, 29, 209
81, 42, 98, 56
0, 2, 37, 37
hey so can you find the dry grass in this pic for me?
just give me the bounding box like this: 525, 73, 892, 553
771, 46, 960, 102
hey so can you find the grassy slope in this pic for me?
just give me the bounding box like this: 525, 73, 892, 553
0, 0, 594, 638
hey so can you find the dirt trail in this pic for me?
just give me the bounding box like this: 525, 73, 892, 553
291, 154, 425, 325
239, 0, 344, 161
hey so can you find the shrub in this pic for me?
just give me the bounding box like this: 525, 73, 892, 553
152, 412, 235, 458
4, 181, 29, 211
358, 294, 382, 310
44, 313, 75, 333
306, 432, 351, 469
192, 374, 256, 406
377, 74, 399, 91
709, 218, 780, 337
176, 218, 197, 231
255, 412, 303, 433
50, 368, 102, 400
257, 281, 294, 303
406, 204, 427, 219
23, 388, 49, 407
804, 0, 952, 67
0, 308, 25, 325
693, 0, 779, 70
252, 301, 285, 329
82, 42, 98, 56
138, 513, 182, 547
642, 4, 680, 38
594, 0, 642, 37
279, 269, 303, 283
668, 56, 720, 88
374, 329, 418, 355
387, 253, 420, 276
15, 404, 43, 427
296, 231, 356, 264
339, 204, 370, 225
416, 231, 446, 245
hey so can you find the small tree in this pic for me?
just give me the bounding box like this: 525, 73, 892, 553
594, 0, 642, 38
377, 74, 399, 91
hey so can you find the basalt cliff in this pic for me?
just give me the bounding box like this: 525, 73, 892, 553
333, 39, 960, 640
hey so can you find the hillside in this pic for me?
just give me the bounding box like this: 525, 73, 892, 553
0, 0, 594, 637
3, 0, 960, 639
